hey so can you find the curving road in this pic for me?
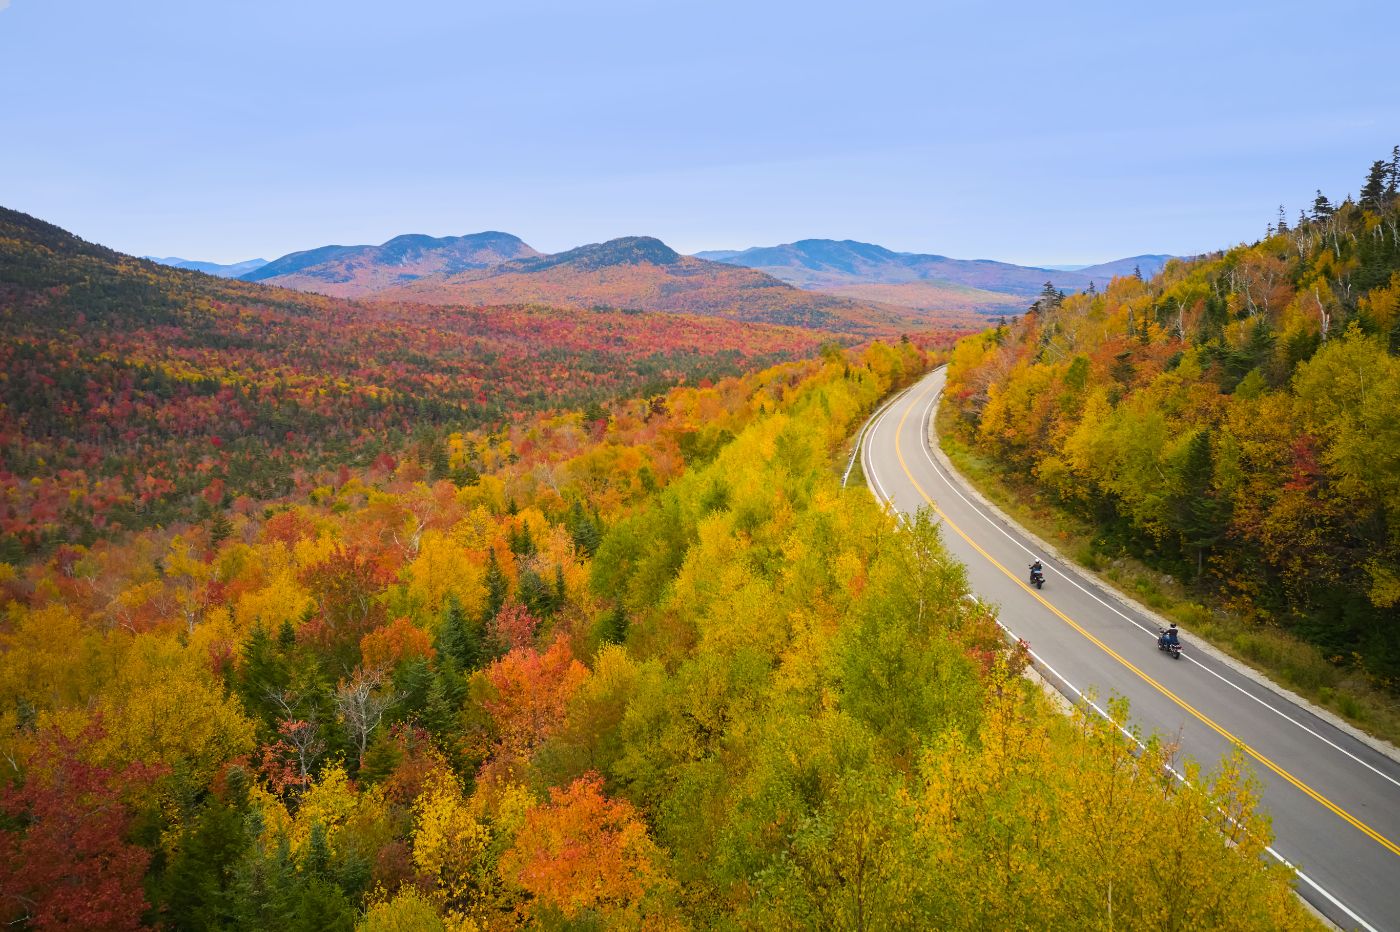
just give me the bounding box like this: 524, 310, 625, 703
861, 366, 1400, 932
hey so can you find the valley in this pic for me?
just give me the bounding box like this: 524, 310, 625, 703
3, 0, 1395, 920
0, 208, 875, 557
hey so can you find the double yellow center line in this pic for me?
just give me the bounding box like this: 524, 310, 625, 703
889, 379, 1400, 860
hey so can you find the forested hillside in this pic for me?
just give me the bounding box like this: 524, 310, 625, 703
0, 208, 846, 557
945, 150, 1400, 680
0, 338, 1312, 929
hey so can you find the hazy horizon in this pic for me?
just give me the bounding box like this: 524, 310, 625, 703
3, 0, 1396, 266
145, 236, 1177, 272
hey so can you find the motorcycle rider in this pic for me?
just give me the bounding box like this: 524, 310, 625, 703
1159, 623, 1180, 648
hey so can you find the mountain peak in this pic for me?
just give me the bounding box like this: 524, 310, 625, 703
372, 231, 533, 266
561, 236, 681, 267
241, 231, 540, 295
698, 237, 1172, 297
510, 236, 683, 273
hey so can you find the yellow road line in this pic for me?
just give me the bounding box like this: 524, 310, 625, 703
888, 377, 1400, 860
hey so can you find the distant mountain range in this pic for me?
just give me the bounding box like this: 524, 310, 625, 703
1070, 254, 1175, 282
146, 256, 269, 278
242, 232, 540, 298
160, 231, 1174, 325
373, 236, 928, 334
694, 239, 1173, 296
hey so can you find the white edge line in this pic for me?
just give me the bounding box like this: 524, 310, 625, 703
842, 388, 905, 488
861, 392, 905, 524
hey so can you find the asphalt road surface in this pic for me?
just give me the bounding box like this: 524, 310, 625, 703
861, 366, 1400, 932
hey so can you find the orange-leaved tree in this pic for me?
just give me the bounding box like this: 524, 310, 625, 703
500, 772, 675, 924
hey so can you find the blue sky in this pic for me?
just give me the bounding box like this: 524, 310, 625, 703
2, 0, 1397, 265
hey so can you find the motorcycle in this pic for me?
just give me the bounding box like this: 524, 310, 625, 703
1157, 628, 1182, 660
1029, 564, 1045, 589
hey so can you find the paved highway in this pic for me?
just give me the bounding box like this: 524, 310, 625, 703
861, 366, 1400, 932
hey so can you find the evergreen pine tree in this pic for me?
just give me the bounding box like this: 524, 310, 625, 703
567, 499, 602, 557
518, 566, 552, 617
285, 873, 356, 932
450, 458, 480, 487
435, 594, 484, 671
357, 730, 403, 786
428, 439, 451, 481
1196, 292, 1229, 344
437, 659, 467, 708
599, 604, 630, 645
1312, 189, 1334, 219
304, 822, 332, 876
1360, 160, 1389, 209
1387, 145, 1400, 199
1276, 204, 1288, 233
389, 656, 432, 724
582, 399, 608, 424
482, 548, 508, 624
461, 618, 485, 671
160, 767, 253, 928
421, 675, 457, 742
0, 534, 21, 567
1110, 351, 1135, 385
436, 595, 465, 664
1239, 319, 1277, 385
1176, 430, 1226, 577
230, 835, 300, 928
237, 625, 291, 732
209, 510, 233, 547
510, 520, 535, 556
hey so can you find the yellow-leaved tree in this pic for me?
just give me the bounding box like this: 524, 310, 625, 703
412, 767, 491, 917
96, 634, 255, 786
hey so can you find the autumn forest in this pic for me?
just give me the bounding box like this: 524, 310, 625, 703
6, 165, 1387, 930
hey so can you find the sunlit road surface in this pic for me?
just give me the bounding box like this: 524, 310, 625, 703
862, 367, 1400, 931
